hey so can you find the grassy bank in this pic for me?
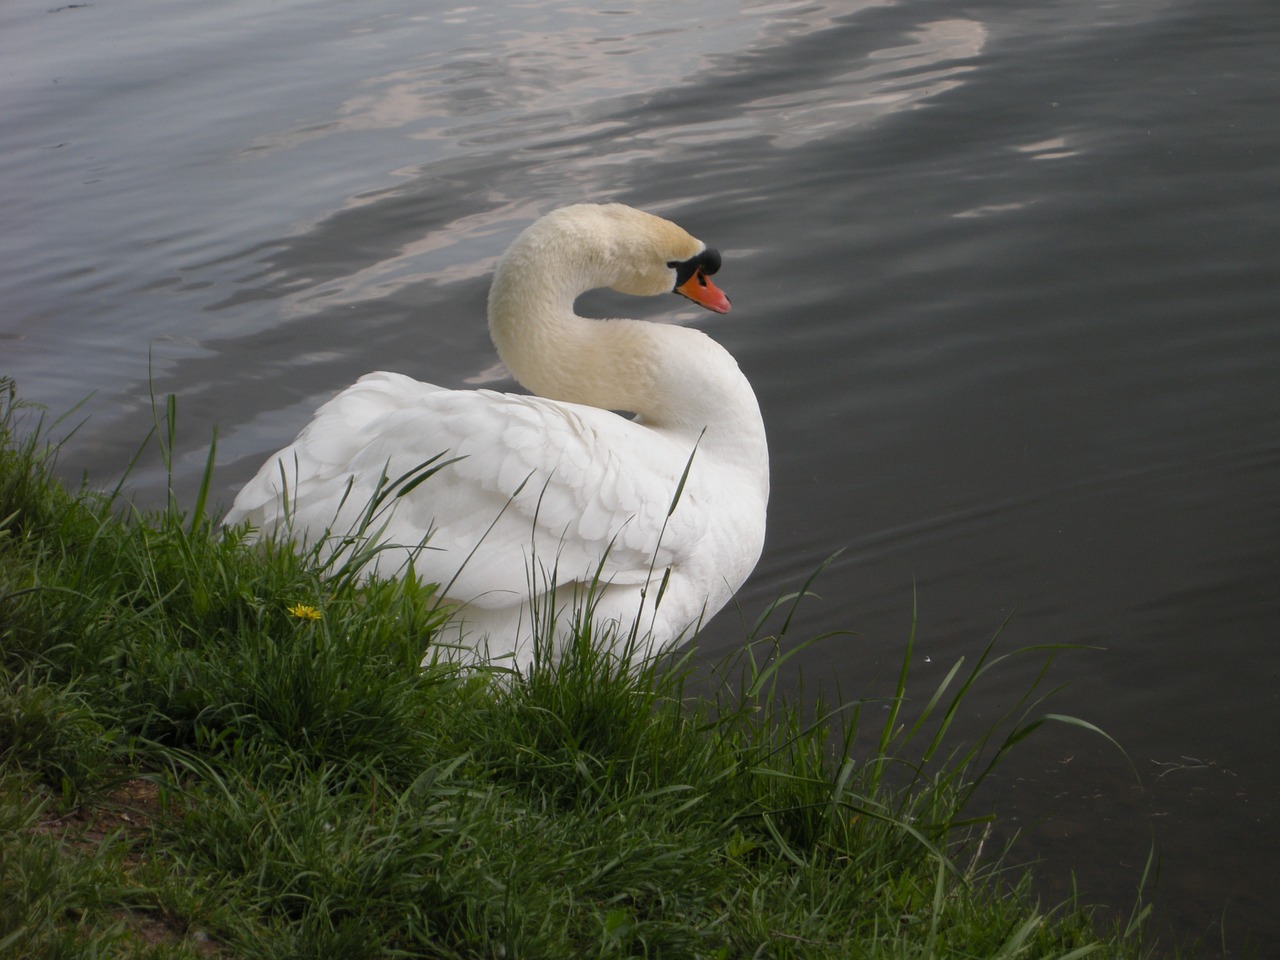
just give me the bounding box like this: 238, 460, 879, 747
0, 379, 1154, 959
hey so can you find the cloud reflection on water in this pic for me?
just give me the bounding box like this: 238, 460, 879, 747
261, 3, 986, 318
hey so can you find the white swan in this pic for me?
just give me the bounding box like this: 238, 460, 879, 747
224, 203, 769, 668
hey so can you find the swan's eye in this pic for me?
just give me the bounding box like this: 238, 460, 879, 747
667, 247, 722, 290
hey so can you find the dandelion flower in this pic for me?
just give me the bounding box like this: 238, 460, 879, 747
287, 602, 322, 621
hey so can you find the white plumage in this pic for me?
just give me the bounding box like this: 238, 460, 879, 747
224, 203, 769, 669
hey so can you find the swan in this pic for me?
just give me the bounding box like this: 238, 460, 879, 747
224, 203, 769, 669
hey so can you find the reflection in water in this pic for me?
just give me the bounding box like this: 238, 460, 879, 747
256, 7, 987, 317
242, 0, 761, 156
1014, 136, 1079, 160
742, 20, 986, 148
275, 201, 536, 318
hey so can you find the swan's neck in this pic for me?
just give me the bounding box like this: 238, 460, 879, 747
487, 246, 650, 414
486, 232, 767, 478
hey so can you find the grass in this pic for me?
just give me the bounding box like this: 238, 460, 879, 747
0, 376, 1161, 959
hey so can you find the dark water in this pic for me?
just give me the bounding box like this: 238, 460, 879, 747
3, 0, 1277, 952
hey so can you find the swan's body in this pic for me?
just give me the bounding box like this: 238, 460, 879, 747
224, 204, 768, 669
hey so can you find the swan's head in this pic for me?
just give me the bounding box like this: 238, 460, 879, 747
532, 204, 731, 313
488, 204, 750, 420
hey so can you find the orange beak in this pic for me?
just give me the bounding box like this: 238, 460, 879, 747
675, 270, 731, 314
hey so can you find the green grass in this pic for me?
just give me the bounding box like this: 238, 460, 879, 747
0, 377, 1159, 959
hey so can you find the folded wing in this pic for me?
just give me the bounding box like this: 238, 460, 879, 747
225, 371, 708, 610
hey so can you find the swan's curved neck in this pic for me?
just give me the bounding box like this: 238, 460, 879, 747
485, 213, 768, 480
487, 237, 640, 413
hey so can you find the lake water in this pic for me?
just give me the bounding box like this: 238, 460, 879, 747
3, 0, 1277, 952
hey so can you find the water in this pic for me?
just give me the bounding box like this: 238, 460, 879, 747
3, 0, 1277, 952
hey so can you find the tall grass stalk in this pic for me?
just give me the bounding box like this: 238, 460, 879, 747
0, 378, 1160, 958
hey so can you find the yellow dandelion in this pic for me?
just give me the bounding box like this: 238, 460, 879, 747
287, 602, 322, 621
